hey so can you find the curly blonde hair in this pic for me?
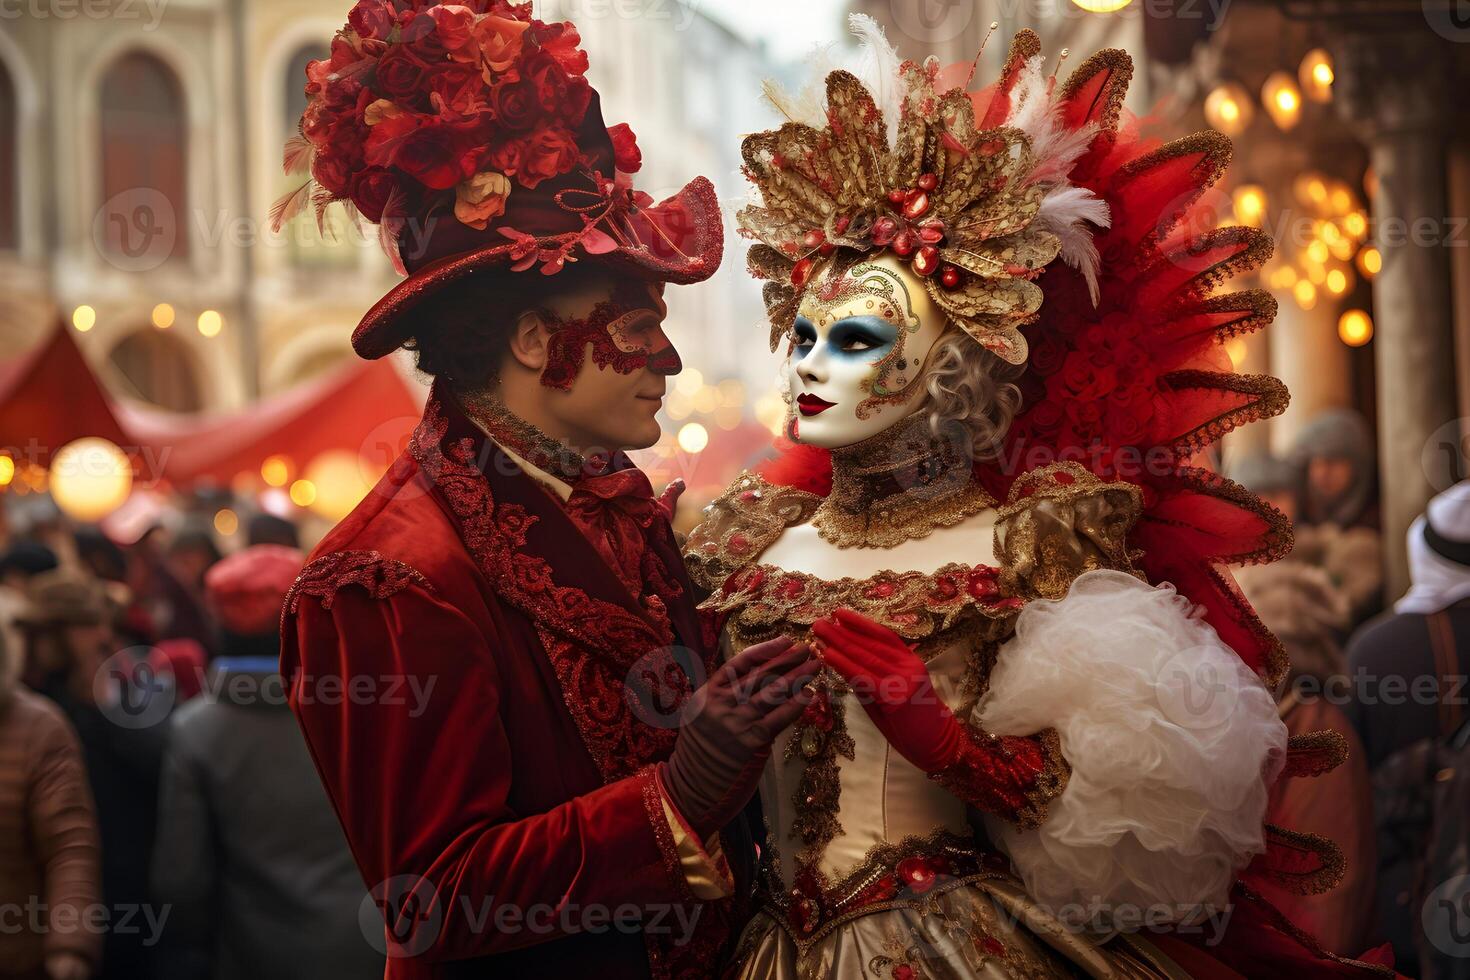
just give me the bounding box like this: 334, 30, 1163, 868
918, 329, 1024, 462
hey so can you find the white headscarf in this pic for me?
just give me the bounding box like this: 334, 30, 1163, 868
1396, 480, 1470, 615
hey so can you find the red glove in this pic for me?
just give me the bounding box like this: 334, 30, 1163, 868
810, 608, 1063, 825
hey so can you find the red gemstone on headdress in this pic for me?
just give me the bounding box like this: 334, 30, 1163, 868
917, 172, 939, 192
871, 217, 899, 247
887, 188, 909, 205
833, 215, 851, 234
803, 229, 825, 249
940, 265, 961, 289
892, 231, 915, 257
918, 219, 946, 244
901, 191, 930, 220
912, 245, 940, 276
791, 257, 814, 287
819, 241, 836, 256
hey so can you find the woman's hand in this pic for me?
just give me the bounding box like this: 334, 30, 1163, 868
810, 608, 962, 773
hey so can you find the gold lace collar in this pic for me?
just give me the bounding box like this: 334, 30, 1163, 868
812, 414, 994, 549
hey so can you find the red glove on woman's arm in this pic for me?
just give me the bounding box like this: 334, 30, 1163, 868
810, 608, 1066, 827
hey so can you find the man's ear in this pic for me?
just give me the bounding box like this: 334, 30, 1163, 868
505, 310, 550, 373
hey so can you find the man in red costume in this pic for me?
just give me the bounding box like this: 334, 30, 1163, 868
274, 4, 816, 977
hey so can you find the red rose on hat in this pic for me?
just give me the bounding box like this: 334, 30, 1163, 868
607, 123, 641, 174
519, 125, 579, 189
347, 0, 394, 42
351, 166, 401, 222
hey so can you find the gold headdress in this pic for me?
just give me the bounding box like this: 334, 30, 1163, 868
739, 17, 1110, 364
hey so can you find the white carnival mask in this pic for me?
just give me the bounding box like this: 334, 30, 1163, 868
784, 254, 949, 449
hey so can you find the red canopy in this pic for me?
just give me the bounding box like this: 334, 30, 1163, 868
118, 355, 425, 486
0, 320, 129, 461
0, 321, 425, 488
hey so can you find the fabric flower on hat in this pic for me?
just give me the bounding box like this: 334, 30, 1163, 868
272, 0, 599, 265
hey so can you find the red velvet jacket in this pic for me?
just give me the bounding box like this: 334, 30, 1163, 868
280, 388, 751, 979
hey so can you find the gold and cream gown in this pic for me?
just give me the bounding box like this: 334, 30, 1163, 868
683, 420, 1287, 980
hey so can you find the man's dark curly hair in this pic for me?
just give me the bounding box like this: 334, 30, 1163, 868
405, 263, 612, 388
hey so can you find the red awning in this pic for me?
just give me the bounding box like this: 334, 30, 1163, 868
117, 355, 425, 486
0, 321, 130, 461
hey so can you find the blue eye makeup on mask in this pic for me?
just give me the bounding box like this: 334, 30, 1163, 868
792, 316, 817, 355
827, 316, 898, 359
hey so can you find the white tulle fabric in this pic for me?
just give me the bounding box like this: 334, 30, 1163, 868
975, 570, 1287, 930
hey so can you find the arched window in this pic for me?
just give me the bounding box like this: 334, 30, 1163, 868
109, 329, 203, 412
0, 59, 16, 251
99, 52, 187, 262
280, 42, 355, 268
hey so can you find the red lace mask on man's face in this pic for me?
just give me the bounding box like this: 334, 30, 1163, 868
539, 281, 682, 390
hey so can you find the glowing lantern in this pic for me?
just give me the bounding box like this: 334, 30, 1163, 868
260, 455, 292, 487
1293, 280, 1318, 310
1204, 83, 1253, 136
0, 455, 13, 486
1338, 309, 1373, 347
213, 508, 239, 536
677, 423, 709, 454
72, 306, 96, 333
152, 303, 175, 329
197, 310, 224, 337
1262, 72, 1302, 131
1232, 185, 1268, 227
1357, 246, 1381, 279
1298, 49, 1334, 103
303, 450, 378, 522
49, 438, 133, 522
1070, 0, 1133, 12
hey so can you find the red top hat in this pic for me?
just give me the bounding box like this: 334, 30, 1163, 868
274, 0, 723, 359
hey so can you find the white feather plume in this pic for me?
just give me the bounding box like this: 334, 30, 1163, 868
759, 14, 903, 145
845, 12, 903, 146
1035, 186, 1112, 304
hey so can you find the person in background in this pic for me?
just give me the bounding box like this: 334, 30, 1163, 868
0, 616, 102, 980
151, 545, 383, 980
1345, 479, 1470, 973
1230, 451, 1303, 526
0, 541, 59, 686
1289, 408, 1379, 529
1232, 447, 1384, 625
1235, 560, 1376, 955
244, 513, 299, 550
17, 572, 167, 980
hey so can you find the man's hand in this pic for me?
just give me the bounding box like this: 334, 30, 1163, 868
45, 952, 91, 980
661, 635, 818, 839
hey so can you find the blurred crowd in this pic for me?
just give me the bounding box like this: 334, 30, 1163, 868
2, 403, 1469, 979
0, 501, 383, 980
1231, 407, 1470, 978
